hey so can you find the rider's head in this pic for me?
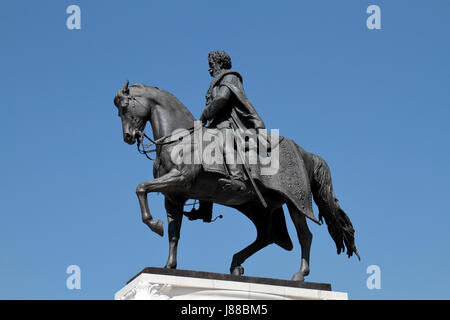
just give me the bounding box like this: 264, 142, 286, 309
208, 51, 232, 76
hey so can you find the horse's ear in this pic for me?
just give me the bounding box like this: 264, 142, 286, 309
123, 79, 129, 95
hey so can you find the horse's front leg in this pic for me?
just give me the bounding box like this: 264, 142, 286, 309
136, 169, 186, 236
164, 197, 184, 269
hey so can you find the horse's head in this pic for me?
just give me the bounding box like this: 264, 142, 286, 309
114, 80, 151, 145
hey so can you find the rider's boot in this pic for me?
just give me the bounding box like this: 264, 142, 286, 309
218, 164, 247, 192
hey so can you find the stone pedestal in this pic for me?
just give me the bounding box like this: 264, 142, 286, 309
115, 268, 348, 300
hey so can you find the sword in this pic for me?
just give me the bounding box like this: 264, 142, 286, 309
229, 117, 268, 208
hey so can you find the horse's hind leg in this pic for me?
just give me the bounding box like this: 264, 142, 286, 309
230, 236, 271, 276
230, 206, 271, 276
287, 203, 312, 281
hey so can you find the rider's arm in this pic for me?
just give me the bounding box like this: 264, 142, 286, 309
201, 85, 232, 121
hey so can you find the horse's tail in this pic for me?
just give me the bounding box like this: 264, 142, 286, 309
310, 153, 360, 260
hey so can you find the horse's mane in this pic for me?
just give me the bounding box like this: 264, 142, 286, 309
131, 83, 174, 97
130, 83, 196, 121
130, 83, 160, 90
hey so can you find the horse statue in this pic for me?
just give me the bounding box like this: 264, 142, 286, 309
113, 80, 359, 281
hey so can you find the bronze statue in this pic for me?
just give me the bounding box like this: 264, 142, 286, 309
113, 51, 359, 281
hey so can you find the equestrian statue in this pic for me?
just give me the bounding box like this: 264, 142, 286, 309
113, 51, 359, 281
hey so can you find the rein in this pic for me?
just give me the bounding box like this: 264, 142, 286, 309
136, 127, 196, 160
128, 91, 197, 160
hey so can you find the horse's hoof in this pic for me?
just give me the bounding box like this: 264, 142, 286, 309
291, 272, 305, 282
146, 219, 164, 237
230, 266, 244, 276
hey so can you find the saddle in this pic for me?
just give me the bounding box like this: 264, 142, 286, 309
196, 127, 282, 179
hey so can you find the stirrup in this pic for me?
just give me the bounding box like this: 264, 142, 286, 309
183, 207, 212, 223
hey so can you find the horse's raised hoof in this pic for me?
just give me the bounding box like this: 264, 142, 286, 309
145, 219, 164, 237
291, 272, 305, 282
230, 266, 244, 276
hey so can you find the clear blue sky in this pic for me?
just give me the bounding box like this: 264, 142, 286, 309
1, 0, 449, 299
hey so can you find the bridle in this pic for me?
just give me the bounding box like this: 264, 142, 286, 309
125, 95, 196, 160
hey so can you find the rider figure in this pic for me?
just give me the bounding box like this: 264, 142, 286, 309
186, 51, 266, 222
201, 50, 266, 191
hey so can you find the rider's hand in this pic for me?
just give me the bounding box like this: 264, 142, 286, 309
200, 110, 209, 126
